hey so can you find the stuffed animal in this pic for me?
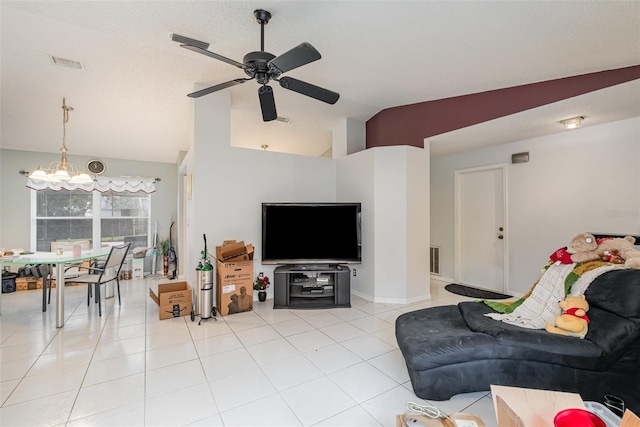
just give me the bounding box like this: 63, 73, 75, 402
597, 236, 640, 268
545, 295, 590, 339
550, 232, 598, 264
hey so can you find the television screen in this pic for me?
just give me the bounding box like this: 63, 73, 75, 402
261, 203, 362, 265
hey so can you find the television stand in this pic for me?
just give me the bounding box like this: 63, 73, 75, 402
273, 265, 351, 309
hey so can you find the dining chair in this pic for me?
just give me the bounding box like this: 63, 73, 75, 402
71, 243, 131, 316
42, 240, 93, 312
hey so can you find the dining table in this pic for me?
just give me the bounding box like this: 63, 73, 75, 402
0, 247, 111, 327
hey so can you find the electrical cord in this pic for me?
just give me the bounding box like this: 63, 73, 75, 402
403, 401, 454, 426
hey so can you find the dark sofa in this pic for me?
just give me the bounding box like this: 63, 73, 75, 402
396, 268, 640, 413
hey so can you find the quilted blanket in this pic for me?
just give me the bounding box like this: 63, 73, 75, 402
484, 260, 621, 329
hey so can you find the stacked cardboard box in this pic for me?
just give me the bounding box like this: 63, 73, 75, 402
216, 241, 254, 316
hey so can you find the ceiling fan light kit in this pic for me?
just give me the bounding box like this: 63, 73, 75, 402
172, 9, 339, 122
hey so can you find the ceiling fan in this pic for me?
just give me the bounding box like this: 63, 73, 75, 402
171, 9, 340, 122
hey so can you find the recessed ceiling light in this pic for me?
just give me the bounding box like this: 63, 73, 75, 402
560, 116, 584, 130
48, 55, 85, 71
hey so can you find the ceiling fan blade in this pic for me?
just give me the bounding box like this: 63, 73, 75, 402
170, 33, 209, 50
180, 45, 245, 69
268, 42, 321, 74
187, 78, 249, 98
258, 86, 278, 122
279, 77, 340, 105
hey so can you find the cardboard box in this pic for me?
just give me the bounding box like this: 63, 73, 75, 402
491, 385, 585, 427
216, 242, 254, 316
149, 281, 193, 320
16, 277, 38, 291
218, 241, 249, 261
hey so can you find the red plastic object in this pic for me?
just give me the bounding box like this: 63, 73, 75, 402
554, 408, 606, 427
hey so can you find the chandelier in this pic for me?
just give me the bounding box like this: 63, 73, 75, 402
28, 98, 93, 184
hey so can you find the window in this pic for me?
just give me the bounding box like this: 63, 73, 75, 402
32, 189, 150, 251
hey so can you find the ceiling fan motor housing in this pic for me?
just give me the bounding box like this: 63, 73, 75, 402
243, 51, 277, 83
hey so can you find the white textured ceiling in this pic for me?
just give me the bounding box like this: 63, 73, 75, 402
1, 1, 639, 163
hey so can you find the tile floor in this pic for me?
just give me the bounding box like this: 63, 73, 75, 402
0, 277, 498, 426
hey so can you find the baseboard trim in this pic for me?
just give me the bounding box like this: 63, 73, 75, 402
351, 289, 431, 305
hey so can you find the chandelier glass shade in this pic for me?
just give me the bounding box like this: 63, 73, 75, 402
28, 98, 93, 184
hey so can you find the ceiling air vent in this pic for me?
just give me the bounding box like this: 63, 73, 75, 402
49, 55, 85, 71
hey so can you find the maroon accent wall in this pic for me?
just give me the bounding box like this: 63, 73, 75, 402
366, 65, 640, 149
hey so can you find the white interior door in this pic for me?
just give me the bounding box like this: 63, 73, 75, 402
455, 165, 507, 292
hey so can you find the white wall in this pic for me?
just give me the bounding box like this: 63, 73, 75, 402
188, 93, 430, 304
0, 149, 178, 255
185, 91, 337, 297
430, 117, 640, 294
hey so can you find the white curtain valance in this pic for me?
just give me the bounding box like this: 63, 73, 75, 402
26, 176, 157, 193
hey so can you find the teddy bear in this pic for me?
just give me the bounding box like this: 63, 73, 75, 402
545, 295, 590, 339
549, 232, 598, 264
596, 236, 640, 268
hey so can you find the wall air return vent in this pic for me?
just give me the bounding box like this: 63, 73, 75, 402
49, 55, 85, 71
430, 246, 440, 275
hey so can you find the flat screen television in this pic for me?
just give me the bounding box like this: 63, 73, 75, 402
261, 202, 362, 265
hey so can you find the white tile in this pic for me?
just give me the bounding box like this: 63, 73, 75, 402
145, 341, 198, 371
70, 373, 145, 420
200, 348, 258, 381
367, 350, 410, 383
349, 316, 394, 334
319, 322, 366, 342
0, 341, 48, 363
145, 359, 206, 399
194, 332, 244, 358
186, 318, 233, 340
261, 354, 323, 391
0, 275, 500, 427
329, 362, 398, 403
286, 329, 335, 353
145, 326, 192, 350
462, 394, 497, 426
185, 413, 225, 427
314, 405, 383, 427
66, 401, 144, 427
100, 323, 146, 344
330, 307, 369, 321
235, 324, 282, 346
26, 347, 94, 376
0, 379, 20, 405
145, 383, 217, 426
303, 344, 362, 374
425, 391, 490, 416
0, 389, 76, 427
254, 307, 299, 324
0, 356, 37, 382
246, 338, 300, 365
82, 352, 145, 386
219, 393, 302, 427
280, 377, 356, 426
341, 335, 396, 360
360, 385, 433, 427
5, 364, 87, 405
223, 311, 268, 332
371, 327, 399, 348
270, 317, 315, 337
302, 311, 343, 328
209, 367, 277, 412
92, 335, 145, 362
